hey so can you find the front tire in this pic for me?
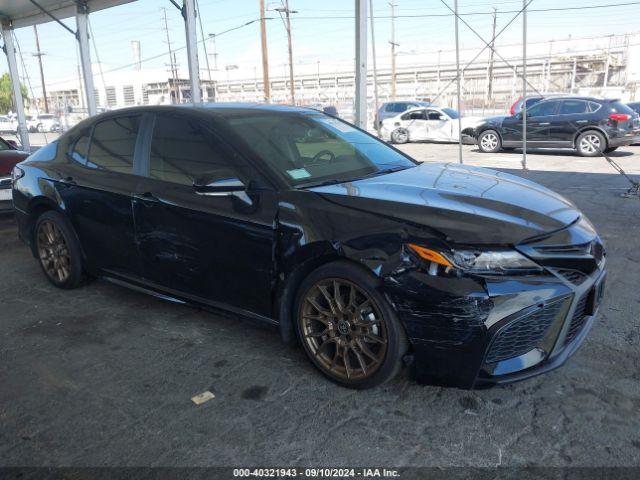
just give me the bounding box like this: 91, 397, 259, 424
34, 211, 85, 289
294, 261, 408, 389
576, 130, 606, 157
390, 128, 409, 144
478, 130, 502, 153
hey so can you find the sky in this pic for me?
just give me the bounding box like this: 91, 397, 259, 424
2, 0, 640, 96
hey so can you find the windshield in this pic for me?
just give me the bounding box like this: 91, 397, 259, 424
442, 108, 460, 119
224, 113, 416, 187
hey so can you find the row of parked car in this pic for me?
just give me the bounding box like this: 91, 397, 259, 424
376, 97, 640, 157
0, 114, 61, 134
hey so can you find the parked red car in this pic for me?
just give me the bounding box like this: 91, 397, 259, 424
0, 136, 29, 211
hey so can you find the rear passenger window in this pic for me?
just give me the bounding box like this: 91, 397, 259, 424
69, 130, 90, 164
87, 116, 140, 174
560, 100, 589, 115
149, 115, 239, 186
588, 102, 602, 113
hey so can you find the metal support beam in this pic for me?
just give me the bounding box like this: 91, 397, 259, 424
454, 0, 463, 164
2, 22, 29, 151
354, 0, 367, 130
75, 2, 96, 116
521, 0, 527, 170
183, 0, 202, 104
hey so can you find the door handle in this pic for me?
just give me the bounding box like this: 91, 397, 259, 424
60, 175, 76, 185
576, 120, 588, 124
133, 191, 159, 203
536, 122, 550, 126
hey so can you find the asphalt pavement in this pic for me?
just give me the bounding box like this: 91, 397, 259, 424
0, 143, 639, 468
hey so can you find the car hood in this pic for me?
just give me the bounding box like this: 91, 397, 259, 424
308, 163, 580, 245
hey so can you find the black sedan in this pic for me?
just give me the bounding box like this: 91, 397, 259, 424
12, 104, 606, 389
472, 97, 640, 156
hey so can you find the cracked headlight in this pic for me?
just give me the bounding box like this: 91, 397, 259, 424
408, 244, 542, 274
450, 249, 541, 273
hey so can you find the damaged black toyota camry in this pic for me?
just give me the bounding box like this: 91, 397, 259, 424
12, 104, 606, 389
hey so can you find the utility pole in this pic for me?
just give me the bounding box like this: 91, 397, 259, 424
276, 0, 296, 104
259, 0, 271, 102
370, 0, 380, 133
389, 2, 398, 100
162, 7, 179, 104
196, 0, 212, 85
453, 0, 462, 164
208, 34, 219, 71
33, 25, 49, 113
485, 8, 497, 110
603, 34, 613, 89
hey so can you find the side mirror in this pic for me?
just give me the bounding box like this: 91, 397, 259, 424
193, 175, 246, 196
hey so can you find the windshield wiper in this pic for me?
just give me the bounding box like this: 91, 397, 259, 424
297, 166, 411, 189
359, 165, 411, 179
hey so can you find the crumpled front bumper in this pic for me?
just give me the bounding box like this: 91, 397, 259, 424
383, 253, 605, 389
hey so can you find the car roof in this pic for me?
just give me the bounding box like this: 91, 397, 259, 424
534, 96, 615, 103
61, 103, 328, 137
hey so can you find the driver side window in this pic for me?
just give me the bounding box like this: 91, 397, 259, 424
426, 110, 443, 121
149, 114, 245, 186
401, 110, 425, 121
526, 101, 559, 117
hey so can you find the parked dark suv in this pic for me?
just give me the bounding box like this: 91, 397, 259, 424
12, 104, 606, 389
473, 97, 640, 156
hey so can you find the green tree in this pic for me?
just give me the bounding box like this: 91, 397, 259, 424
0, 73, 29, 114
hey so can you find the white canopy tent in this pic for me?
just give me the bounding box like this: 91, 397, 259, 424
0, 0, 370, 152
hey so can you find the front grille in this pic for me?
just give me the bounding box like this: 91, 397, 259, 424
557, 269, 588, 285
564, 293, 589, 345
486, 300, 566, 364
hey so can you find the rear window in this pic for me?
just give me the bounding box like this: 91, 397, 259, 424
69, 130, 91, 165
560, 100, 589, 115
610, 102, 635, 115
86, 116, 140, 174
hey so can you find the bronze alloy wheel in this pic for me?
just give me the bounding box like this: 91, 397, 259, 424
299, 278, 388, 381
37, 219, 72, 284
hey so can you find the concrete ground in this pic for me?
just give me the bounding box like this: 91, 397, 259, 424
1, 143, 639, 468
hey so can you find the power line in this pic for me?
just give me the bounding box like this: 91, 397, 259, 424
289, 1, 640, 19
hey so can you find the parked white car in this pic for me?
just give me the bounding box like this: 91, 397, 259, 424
0, 116, 17, 134
379, 106, 484, 144
28, 114, 61, 133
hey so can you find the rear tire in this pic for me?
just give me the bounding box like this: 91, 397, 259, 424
34, 211, 85, 289
576, 130, 606, 157
294, 261, 408, 389
478, 130, 502, 153
390, 128, 409, 144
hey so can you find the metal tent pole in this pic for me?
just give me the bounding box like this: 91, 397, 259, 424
75, 1, 97, 116
369, 0, 380, 134
521, 0, 527, 170
354, 0, 368, 130
1, 21, 29, 151
183, 0, 202, 104
454, 0, 463, 164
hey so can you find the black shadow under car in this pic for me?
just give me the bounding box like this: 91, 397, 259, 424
11, 104, 606, 389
